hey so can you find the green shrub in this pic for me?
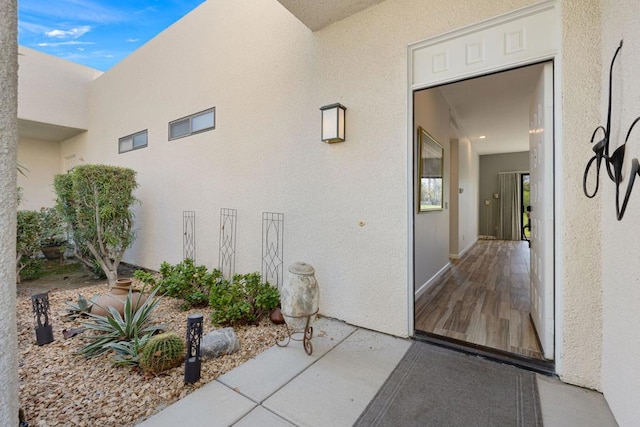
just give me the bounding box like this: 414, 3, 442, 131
38, 206, 67, 247
79, 287, 165, 358
139, 332, 184, 373
16, 210, 43, 283
209, 272, 280, 326
157, 259, 220, 309
63, 294, 96, 321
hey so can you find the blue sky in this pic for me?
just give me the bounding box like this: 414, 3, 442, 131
18, 0, 206, 71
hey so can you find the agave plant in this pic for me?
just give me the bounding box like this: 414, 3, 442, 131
63, 294, 96, 321
104, 332, 152, 367
79, 286, 165, 358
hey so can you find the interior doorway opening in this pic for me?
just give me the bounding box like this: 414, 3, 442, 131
412, 62, 555, 370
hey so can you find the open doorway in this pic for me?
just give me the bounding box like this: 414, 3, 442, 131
413, 62, 554, 367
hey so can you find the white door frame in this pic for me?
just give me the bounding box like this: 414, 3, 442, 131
406, 0, 563, 373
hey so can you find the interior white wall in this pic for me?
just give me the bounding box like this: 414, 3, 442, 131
599, 1, 640, 425
17, 46, 100, 129
457, 137, 478, 254
449, 138, 459, 257
413, 88, 450, 289
17, 138, 61, 210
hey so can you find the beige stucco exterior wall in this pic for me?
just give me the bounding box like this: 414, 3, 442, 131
599, 1, 640, 424
55, 0, 608, 391
559, 0, 603, 389
17, 46, 100, 129
17, 138, 61, 210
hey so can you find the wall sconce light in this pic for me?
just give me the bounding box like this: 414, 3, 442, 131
320, 103, 347, 143
493, 193, 499, 199
184, 313, 203, 384
31, 292, 54, 346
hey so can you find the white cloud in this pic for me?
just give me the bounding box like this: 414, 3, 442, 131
37, 40, 95, 47
126, 38, 139, 43
45, 25, 91, 39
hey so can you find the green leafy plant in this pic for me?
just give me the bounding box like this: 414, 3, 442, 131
139, 332, 185, 373
63, 294, 97, 321
38, 206, 67, 247
133, 269, 158, 287
54, 165, 138, 287
209, 272, 280, 326
79, 287, 165, 358
16, 210, 43, 283
105, 333, 152, 367
157, 259, 220, 309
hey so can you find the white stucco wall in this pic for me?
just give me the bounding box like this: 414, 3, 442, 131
558, 0, 603, 389
413, 88, 451, 288
458, 137, 479, 254
17, 138, 61, 210
599, 1, 640, 424
17, 46, 100, 129
53, 0, 609, 391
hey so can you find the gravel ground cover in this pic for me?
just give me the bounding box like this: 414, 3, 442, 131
16, 283, 285, 426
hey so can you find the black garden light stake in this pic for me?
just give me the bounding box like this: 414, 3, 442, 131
184, 313, 203, 384
31, 292, 54, 346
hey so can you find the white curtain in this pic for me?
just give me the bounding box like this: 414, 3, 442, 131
497, 173, 522, 241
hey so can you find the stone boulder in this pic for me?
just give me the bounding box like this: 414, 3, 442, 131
201, 327, 240, 359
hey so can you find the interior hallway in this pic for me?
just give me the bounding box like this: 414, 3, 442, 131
415, 239, 544, 360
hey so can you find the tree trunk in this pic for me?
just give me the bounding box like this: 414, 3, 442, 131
0, 1, 20, 425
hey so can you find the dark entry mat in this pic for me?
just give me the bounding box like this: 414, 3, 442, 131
354, 341, 542, 427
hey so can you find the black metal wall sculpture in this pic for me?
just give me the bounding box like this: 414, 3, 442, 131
219, 208, 237, 280
183, 211, 196, 262
583, 40, 640, 220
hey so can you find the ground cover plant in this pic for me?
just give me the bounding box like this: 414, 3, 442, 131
16, 260, 286, 426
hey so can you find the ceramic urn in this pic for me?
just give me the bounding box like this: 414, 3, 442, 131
280, 262, 319, 331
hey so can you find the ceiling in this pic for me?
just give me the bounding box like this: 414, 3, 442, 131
277, 0, 385, 31
435, 63, 545, 155
18, 119, 86, 142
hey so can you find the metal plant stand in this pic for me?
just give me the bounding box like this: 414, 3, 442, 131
276, 309, 318, 355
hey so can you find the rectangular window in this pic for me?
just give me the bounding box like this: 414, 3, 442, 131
169, 108, 215, 140
119, 130, 148, 154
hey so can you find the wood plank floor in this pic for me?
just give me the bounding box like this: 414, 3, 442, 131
415, 239, 544, 360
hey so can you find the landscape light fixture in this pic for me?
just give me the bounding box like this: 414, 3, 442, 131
184, 313, 203, 384
320, 103, 347, 143
31, 292, 54, 346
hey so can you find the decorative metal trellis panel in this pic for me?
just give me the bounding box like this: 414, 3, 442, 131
262, 212, 284, 288
183, 211, 196, 262
219, 208, 237, 280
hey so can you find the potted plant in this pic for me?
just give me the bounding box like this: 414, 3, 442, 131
38, 207, 67, 261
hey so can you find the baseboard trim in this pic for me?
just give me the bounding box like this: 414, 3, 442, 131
415, 261, 451, 300
448, 238, 477, 260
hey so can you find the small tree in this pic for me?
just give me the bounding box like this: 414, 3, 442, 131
54, 165, 138, 288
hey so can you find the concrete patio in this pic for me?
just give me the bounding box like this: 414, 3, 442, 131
139, 318, 617, 427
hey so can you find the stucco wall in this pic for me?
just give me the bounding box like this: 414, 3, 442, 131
478, 151, 530, 237
17, 138, 61, 210
413, 88, 451, 288
599, 1, 640, 424
559, 0, 603, 389
54, 0, 608, 390
17, 46, 100, 129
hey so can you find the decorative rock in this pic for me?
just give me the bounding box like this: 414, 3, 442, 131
201, 328, 240, 359
270, 307, 285, 324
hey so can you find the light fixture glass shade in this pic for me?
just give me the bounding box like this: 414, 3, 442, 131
320, 103, 346, 143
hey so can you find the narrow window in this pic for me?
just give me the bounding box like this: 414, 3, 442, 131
119, 130, 148, 154
169, 108, 215, 140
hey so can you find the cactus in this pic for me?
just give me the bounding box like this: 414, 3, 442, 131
139, 332, 185, 373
